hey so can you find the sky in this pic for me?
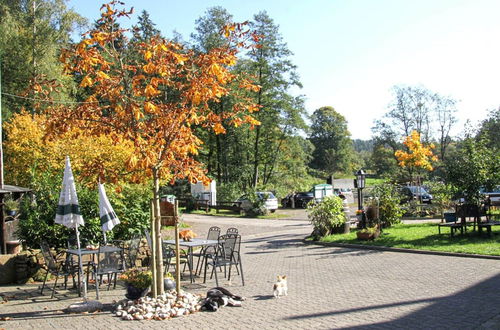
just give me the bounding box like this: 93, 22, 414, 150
67, 0, 500, 139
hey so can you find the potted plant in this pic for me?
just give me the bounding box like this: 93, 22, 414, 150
120, 268, 152, 300
356, 226, 380, 240
4, 197, 19, 217
164, 272, 176, 291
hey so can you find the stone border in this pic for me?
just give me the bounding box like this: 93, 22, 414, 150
303, 239, 500, 260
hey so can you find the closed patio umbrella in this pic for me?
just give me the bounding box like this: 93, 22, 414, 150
98, 182, 120, 244
55, 156, 87, 299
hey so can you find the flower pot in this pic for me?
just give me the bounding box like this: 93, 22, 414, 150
164, 278, 176, 291
356, 229, 380, 240
6, 210, 17, 217
125, 284, 150, 300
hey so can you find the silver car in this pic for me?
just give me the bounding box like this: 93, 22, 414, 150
237, 192, 278, 213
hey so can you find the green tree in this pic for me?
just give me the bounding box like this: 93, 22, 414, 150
0, 0, 86, 117
131, 10, 161, 42
445, 137, 499, 204
309, 106, 353, 175
245, 11, 307, 189
190, 9, 311, 193
477, 108, 500, 151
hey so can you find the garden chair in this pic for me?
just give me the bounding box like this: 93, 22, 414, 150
39, 241, 77, 298
162, 242, 190, 277
194, 226, 221, 275
123, 235, 141, 269
90, 245, 125, 300
226, 227, 238, 235
203, 233, 244, 286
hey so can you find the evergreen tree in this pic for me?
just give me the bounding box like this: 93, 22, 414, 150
131, 10, 161, 42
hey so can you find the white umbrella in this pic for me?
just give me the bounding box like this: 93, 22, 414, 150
55, 156, 87, 299
98, 182, 120, 244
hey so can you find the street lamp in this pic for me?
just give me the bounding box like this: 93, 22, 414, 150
355, 169, 366, 227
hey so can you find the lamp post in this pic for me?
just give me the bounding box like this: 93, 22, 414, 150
355, 169, 366, 228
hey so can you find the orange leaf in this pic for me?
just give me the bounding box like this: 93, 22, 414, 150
80, 76, 93, 88
96, 71, 110, 80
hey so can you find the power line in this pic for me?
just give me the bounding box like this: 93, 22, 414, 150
1, 92, 98, 104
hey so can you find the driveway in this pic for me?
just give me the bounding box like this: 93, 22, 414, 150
1, 210, 499, 329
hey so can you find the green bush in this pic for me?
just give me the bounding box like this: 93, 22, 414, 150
17, 172, 151, 249
307, 195, 345, 237
369, 183, 404, 227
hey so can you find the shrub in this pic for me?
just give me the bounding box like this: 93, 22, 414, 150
307, 195, 345, 237
17, 172, 151, 248
369, 183, 404, 227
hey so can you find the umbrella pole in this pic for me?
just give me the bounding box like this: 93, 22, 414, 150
75, 225, 88, 300
102, 231, 107, 245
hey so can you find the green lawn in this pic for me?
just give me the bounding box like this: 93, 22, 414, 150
319, 223, 500, 256
365, 177, 387, 186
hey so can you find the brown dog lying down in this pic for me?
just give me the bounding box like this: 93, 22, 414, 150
201, 287, 245, 312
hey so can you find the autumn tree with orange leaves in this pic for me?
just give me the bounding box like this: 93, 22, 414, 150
395, 130, 438, 201
44, 1, 260, 297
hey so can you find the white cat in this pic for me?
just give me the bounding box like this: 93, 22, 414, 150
273, 275, 288, 298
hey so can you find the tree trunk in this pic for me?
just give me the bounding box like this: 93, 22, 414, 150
149, 199, 157, 297
252, 125, 260, 188
152, 168, 164, 297
173, 200, 181, 297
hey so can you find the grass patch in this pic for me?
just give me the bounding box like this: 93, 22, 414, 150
319, 223, 500, 256
162, 222, 191, 230
366, 178, 386, 186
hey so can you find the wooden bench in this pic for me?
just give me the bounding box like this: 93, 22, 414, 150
438, 212, 468, 237
478, 221, 500, 236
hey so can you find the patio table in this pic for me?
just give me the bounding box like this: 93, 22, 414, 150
163, 238, 219, 283
66, 246, 123, 296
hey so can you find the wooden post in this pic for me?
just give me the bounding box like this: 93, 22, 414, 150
152, 170, 164, 297
174, 200, 181, 297
149, 199, 157, 297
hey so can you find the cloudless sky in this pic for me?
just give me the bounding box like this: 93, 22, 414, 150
68, 0, 500, 139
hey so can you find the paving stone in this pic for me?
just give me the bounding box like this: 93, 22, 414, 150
1, 210, 499, 329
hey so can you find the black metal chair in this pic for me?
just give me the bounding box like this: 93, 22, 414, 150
226, 227, 238, 235
39, 241, 77, 298
194, 226, 221, 275
162, 242, 190, 277
204, 234, 244, 286
91, 245, 124, 299
123, 235, 141, 269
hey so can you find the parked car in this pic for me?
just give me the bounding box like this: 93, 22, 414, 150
334, 188, 353, 200
400, 186, 433, 204
237, 192, 279, 213
282, 191, 314, 208
480, 186, 500, 205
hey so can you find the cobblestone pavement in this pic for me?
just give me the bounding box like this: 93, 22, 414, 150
1, 210, 500, 329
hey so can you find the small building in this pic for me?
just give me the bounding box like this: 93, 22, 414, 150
313, 184, 333, 202
190, 180, 217, 206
